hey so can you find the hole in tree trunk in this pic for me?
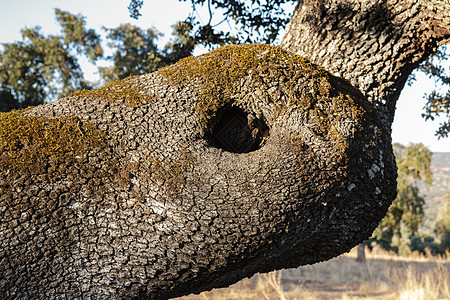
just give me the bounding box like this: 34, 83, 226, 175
210, 107, 269, 153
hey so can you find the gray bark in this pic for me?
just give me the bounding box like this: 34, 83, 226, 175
1, 0, 448, 298
281, 0, 450, 129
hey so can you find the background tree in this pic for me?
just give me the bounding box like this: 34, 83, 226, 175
162, 21, 196, 66
415, 45, 450, 138
371, 143, 432, 254
435, 194, 450, 251
128, 0, 297, 45
0, 9, 197, 109
99, 21, 195, 83
54, 8, 103, 62
99, 23, 163, 82
0, 9, 102, 112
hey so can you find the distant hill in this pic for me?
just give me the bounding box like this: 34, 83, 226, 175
422, 152, 450, 230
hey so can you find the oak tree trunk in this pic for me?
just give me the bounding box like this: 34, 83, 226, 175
0, 1, 448, 299
281, 0, 450, 129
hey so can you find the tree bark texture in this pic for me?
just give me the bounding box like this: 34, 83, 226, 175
281, 0, 450, 130
0, 44, 397, 299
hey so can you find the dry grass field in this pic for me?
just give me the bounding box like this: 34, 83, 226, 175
176, 247, 450, 300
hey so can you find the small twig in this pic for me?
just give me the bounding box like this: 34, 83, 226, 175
77, 120, 85, 137
191, 1, 204, 25
213, 16, 228, 27
207, 0, 213, 25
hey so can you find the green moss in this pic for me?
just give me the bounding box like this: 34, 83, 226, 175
0, 110, 105, 173
158, 44, 373, 146
159, 44, 324, 128
70, 75, 150, 106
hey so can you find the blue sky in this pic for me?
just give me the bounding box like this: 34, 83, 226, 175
0, 0, 449, 152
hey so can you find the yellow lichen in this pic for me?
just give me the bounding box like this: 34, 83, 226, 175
0, 110, 105, 173
70, 75, 150, 106
159, 44, 333, 128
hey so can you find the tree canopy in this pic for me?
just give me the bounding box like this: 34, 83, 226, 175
417, 45, 450, 138
370, 143, 431, 254
99, 21, 195, 83
435, 193, 450, 250
128, 0, 297, 45
0, 9, 195, 111
0, 9, 102, 111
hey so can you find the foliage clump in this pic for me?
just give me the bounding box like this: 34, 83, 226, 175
435, 194, 450, 251
369, 143, 444, 255
0, 110, 104, 173
0, 9, 194, 112
0, 9, 102, 111
127, 0, 297, 45
99, 22, 195, 83
413, 45, 450, 139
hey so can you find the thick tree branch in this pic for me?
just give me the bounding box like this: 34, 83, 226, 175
0, 45, 396, 299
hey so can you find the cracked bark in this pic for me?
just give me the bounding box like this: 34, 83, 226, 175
1, 1, 449, 299
281, 0, 450, 129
